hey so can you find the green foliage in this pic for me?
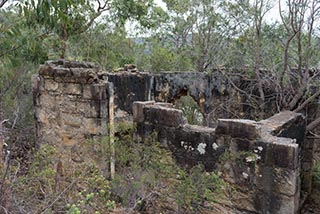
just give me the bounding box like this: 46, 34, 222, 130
67, 204, 81, 214
68, 26, 136, 70
175, 165, 227, 210
175, 94, 203, 125
220, 150, 258, 167
1, 122, 228, 213
9, 144, 57, 211
3, 143, 114, 213
110, 124, 176, 206
313, 162, 320, 186
108, 123, 227, 211
0, 11, 48, 66
149, 45, 175, 72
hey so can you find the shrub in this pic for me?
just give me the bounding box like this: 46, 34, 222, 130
313, 162, 320, 186
1, 123, 228, 213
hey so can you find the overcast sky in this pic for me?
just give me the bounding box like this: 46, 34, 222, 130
154, 0, 282, 23
128, 0, 284, 37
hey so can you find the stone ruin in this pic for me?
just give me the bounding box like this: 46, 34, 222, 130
32, 60, 317, 213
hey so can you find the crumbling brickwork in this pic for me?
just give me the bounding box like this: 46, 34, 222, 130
32, 60, 111, 165
33, 60, 315, 214
134, 101, 305, 213
107, 71, 278, 127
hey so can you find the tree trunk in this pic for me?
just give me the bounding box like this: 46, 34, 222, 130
60, 23, 68, 59
0, 95, 4, 168
254, 1, 265, 119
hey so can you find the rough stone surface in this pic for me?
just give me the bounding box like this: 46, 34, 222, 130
143, 105, 187, 127
133, 101, 306, 214
106, 70, 269, 126
33, 60, 110, 172
132, 101, 155, 123
34, 61, 314, 214
216, 119, 261, 140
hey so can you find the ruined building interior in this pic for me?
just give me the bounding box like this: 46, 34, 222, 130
33, 60, 318, 213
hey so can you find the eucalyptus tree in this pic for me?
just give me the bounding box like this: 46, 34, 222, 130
20, 0, 164, 59
0, 9, 48, 173
0, 0, 8, 8
159, 0, 229, 72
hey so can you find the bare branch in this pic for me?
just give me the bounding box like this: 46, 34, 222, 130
294, 89, 320, 112
39, 179, 77, 214
77, 1, 111, 34
0, 0, 9, 8
307, 116, 320, 131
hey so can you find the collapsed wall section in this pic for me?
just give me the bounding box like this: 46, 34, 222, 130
32, 60, 110, 165
32, 61, 313, 213
134, 101, 305, 214
106, 71, 277, 127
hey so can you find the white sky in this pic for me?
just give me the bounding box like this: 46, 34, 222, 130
127, 0, 283, 37
154, 0, 282, 22
154, 0, 167, 10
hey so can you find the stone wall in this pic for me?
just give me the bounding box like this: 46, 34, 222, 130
32, 60, 111, 166
107, 71, 278, 127
33, 60, 316, 213
133, 101, 305, 214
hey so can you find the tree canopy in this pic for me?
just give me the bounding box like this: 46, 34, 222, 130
0, 0, 320, 130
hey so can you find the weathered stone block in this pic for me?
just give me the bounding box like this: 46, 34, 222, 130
155, 102, 173, 108
59, 131, 78, 147
39, 60, 101, 83
39, 128, 62, 145
76, 101, 98, 118
133, 101, 155, 123
39, 64, 55, 77
61, 113, 82, 128
255, 166, 299, 196
35, 108, 58, 125
69, 68, 98, 83
82, 118, 107, 135
58, 98, 78, 114
254, 189, 299, 214
143, 105, 187, 127
216, 119, 261, 140
135, 122, 155, 140
82, 83, 108, 100
44, 79, 60, 92
266, 141, 299, 169
38, 93, 57, 109
61, 83, 82, 95
260, 111, 305, 145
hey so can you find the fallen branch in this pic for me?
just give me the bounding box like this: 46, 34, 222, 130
39, 179, 77, 214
